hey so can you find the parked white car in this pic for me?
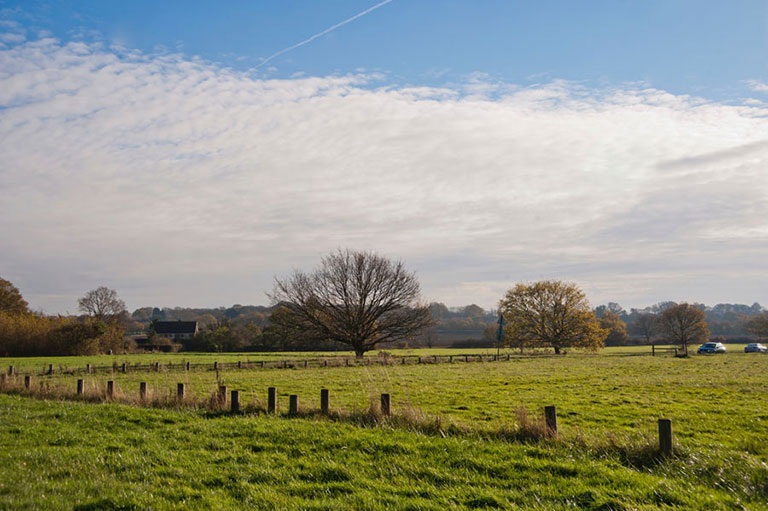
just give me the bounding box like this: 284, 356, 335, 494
744, 343, 767, 353
697, 342, 726, 354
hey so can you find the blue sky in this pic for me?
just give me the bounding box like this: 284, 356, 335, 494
1, 1, 767, 313
5, 1, 767, 98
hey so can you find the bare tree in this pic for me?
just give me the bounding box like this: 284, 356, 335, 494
631, 313, 658, 344
78, 286, 127, 323
659, 303, 709, 356
269, 249, 433, 357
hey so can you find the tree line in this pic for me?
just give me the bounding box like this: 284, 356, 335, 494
3, 250, 768, 357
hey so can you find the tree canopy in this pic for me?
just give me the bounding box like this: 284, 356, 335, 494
659, 303, 709, 356
499, 280, 607, 354
78, 286, 127, 323
268, 249, 433, 357
0, 277, 29, 315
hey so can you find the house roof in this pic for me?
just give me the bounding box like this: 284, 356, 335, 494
153, 320, 197, 334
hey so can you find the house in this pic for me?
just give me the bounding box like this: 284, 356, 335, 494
152, 320, 198, 341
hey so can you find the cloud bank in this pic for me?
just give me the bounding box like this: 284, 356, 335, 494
1, 37, 767, 312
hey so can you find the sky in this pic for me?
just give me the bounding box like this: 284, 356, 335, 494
1, 1, 767, 314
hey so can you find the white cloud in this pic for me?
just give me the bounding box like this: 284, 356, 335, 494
746, 80, 768, 93
1, 37, 767, 312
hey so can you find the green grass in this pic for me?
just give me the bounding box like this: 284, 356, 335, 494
1, 348, 767, 509
1, 394, 764, 510
0, 345, 680, 373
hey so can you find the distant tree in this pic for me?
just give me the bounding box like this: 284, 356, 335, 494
631, 313, 659, 344
462, 304, 486, 318
78, 286, 127, 324
269, 249, 433, 357
131, 307, 155, 322
499, 280, 608, 354
594, 302, 626, 320
598, 311, 629, 346
746, 312, 768, 340
659, 303, 709, 356
0, 277, 29, 315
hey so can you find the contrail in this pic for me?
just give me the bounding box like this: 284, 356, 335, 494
256, 0, 395, 68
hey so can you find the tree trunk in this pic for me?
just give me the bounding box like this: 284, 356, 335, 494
354, 346, 366, 359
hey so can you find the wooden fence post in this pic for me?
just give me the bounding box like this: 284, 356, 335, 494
185, 361, 190, 371
154, 362, 159, 372
380, 393, 391, 416
652, 344, 655, 357
268, 387, 277, 413
77, 379, 84, 396
465, 355, 469, 362
418, 357, 422, 364
214, 361, 218, 371
121, 363, 127, 373
401, 357, 406, 364
289, 395, 298, 415
658, 418, 673, 455
218, 385, 227, 405
345, 359, 349, 367
177, 383, 185, 400
140, 382, 147, 400
231, 390, 240, 413
304, 360, 308, 368
24, 375, 31, 389
324, 360, 328, 368
48, 364, 53, 375
260, 361, 265, 368
321, 389, 329, 414
106, 380, 114, 399
237, 361, 242, 369
86, 363, 91, 374
8, 366, 14, 376
544, 405, 558, 436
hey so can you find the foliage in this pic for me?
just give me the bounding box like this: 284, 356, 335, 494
0, 277, 28, 315
659, 303, 710, 356
499, 280, 607, 354
598, 311, 629, 346
746, 311, 768, 339
185, 318, 261, 352
0, 313, 128, 356
269, 249, 433, 357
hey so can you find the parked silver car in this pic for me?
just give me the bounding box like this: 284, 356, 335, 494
744, 343, 767, 353
697, 342, 726, 354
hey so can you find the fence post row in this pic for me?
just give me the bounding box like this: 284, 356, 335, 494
544, 405, 558, 436
268, 387, 277, 414
658, 418, 673, 455
231, 390, 240, 413
380, 393, 391, 416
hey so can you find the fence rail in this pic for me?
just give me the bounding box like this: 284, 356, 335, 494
9, 353, 521, 377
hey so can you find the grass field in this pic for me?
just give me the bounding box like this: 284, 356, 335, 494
1, 348, 767, 509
